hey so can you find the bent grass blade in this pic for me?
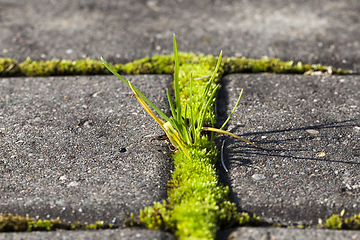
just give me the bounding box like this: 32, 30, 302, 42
202, 126, 259, 148
218, 89, 244, 133
128, 82, 191, 159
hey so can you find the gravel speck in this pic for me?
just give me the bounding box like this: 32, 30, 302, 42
252, 174, 266, 181
306, 129, 320, 136
67, 181, 79, 187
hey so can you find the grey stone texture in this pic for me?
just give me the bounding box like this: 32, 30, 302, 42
0, 228, 176, 240
0, 75, 173, 225
0, 0, 359, 72
0, 0, 359, 238
216, 74, 360, 226
217, 227, 360, 240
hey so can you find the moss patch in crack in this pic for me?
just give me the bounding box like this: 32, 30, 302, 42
220, 56, 347, 74
321, 210, 360, 230
168, 137, 233, 239
135, 138, 260, 239
18, 58, 109, 76
0, 213, 112, 232
0, 54, 351, 77
0, 58, 20, 76
121, 40, 261, 239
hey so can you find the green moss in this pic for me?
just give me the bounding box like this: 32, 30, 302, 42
343, 213, 360, 230
0, 214, 29, 231
169, 138, 224, 239
220, 56, 351, 75
139, 200, 175, 230
272, 223, 282, 227
0, 54, 352, 77
0, 214, 112, 232
324, 211, 360, 230
19, 58, 109, 76
137, 138, 243, 239
326, 214, 343, 229
19, 58, 57, 76
117, 55, 173, 74
0, 58, 20, 76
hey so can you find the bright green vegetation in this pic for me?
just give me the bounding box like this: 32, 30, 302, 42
101, 34, 260, 239
102, 34, 257, 159
0, 54, 351, 77
0, 213, 111, 232
0, 38, 355, 238
19, 58, 108, 76
221, 57, 348, 74
0, 58, 20, 76
132, 138, 260, 239
101, 34, 262, 239
323, 210, 360, 230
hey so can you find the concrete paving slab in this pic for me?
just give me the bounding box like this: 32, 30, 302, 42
216, 74, 360, 226
0, 75, 173, 226
0, 0, 358, 71
0, 228, 176, 240
216, 227, 360, 240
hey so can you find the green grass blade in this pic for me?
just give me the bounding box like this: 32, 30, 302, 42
166, 89, 177, 121
198, 84, 220, 126
173, 33, 182, 123
166, 89, 184, 133
199, 51, 222, 106
182, 105, 190, 144
101, 57, 172, 123
190, 73, 196, 143
218, 88, 244, 133
195, 84, 220, 142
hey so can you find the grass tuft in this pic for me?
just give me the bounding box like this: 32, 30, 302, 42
103, 34, 263, 239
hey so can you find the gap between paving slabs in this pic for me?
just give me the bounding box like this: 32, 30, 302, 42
0, 53, 352, 78
0, 53, 357, 238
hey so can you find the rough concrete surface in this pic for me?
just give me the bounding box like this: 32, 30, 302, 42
0, 228, 176, 240
0, 75, 173, 225
0, 0, 359, 71
1, 0, 360, 239
217, 227, 360, 240
216, 74, 360, 226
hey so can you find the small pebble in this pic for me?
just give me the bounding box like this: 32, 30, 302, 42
317, 152, 325, 157
67, 181, 79, 187
306, 129, 319, 136
65, 49, 74, 54
252, 174, 266, 180
59, 175, 67, 181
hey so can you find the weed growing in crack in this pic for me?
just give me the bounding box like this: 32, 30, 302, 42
101, 33, 257, 159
